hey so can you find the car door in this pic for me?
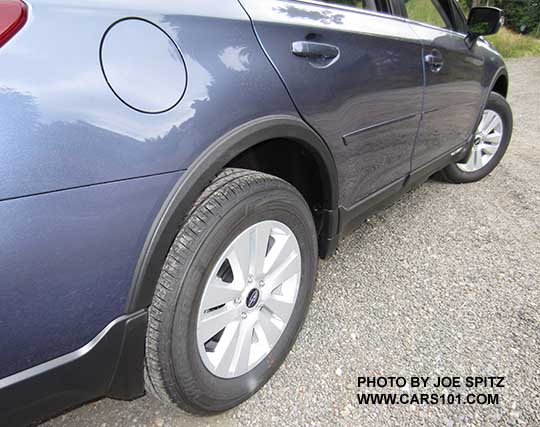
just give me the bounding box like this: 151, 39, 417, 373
400, 0, 485, 169
239, 0, 424, 208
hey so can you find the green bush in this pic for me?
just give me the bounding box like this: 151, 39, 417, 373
463, 0, 540, 36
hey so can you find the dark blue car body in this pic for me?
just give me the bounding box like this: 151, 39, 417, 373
0, 0, 508, 424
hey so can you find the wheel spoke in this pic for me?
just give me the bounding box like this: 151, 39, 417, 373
214, 322, 241, 374
227, 232, 251, 285
198, 305, 240, 343
252, 322, 272, 355
257, 309, 283, 347
201, 278, 242, 310
231, 316, 256, 375
478, 112, 488, 130
251, 222, 272, 277
485, 117, 500, 135
484, 131, 502, 144
266, 253, 300, 290
482, 110, 499, 134
265, 295, 294, 322
265, 232, 297, 277
481, 143, 498, 155
460, 150, 476, 171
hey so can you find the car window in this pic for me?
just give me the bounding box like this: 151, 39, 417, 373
449, 0, 469, 33
404, 0, 452, 29
320, 0, 377, 11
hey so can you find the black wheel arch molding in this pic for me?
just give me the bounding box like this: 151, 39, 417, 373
488, 66, 509, 99
125, 114, 340, 315
473, 65, 509, 131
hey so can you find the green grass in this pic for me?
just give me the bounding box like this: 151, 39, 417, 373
487, 27, 540, 58
406, 0, 540, 58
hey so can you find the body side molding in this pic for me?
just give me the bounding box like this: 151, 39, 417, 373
339, 141, 470, 235
125, 114, 339, 314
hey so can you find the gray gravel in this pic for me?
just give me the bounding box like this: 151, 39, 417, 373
43, 57, 540, 427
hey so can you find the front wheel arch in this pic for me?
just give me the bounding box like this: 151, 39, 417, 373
492, 74, 508, 98
472, 67, 509, 134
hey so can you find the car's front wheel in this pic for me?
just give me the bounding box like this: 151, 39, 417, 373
144, 168, 318, 414
440, 91, 513, 183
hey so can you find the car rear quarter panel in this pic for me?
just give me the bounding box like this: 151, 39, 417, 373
0, 0, 299, 377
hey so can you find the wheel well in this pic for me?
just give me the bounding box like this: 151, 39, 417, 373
127, 116, 339, 314
492, 75, 508, 98
226, 139, 328, 239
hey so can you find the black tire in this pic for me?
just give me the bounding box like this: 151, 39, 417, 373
439, 91, 513, 183
144, 168, 318, 415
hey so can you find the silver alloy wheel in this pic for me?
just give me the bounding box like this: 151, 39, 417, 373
196, 220, 302, 379
457, 109, 504, 172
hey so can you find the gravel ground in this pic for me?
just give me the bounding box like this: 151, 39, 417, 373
43, 57, 540, 427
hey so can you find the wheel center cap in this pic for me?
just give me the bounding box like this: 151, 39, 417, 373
246, 288, 260, 309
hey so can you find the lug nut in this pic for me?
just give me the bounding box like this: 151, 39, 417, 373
234, 297, 241, 305
259, 280, 265, 287
241, 312, 247, 319
247, 275, 254, 283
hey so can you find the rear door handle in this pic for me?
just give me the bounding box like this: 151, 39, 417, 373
425, 49, 444, 72
291, 41, 340, 59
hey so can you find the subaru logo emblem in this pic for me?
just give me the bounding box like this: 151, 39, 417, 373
246, 288, 260, 308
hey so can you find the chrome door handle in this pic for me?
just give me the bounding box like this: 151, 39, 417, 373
291, 41, 340, 59
425, 49, 444, 72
